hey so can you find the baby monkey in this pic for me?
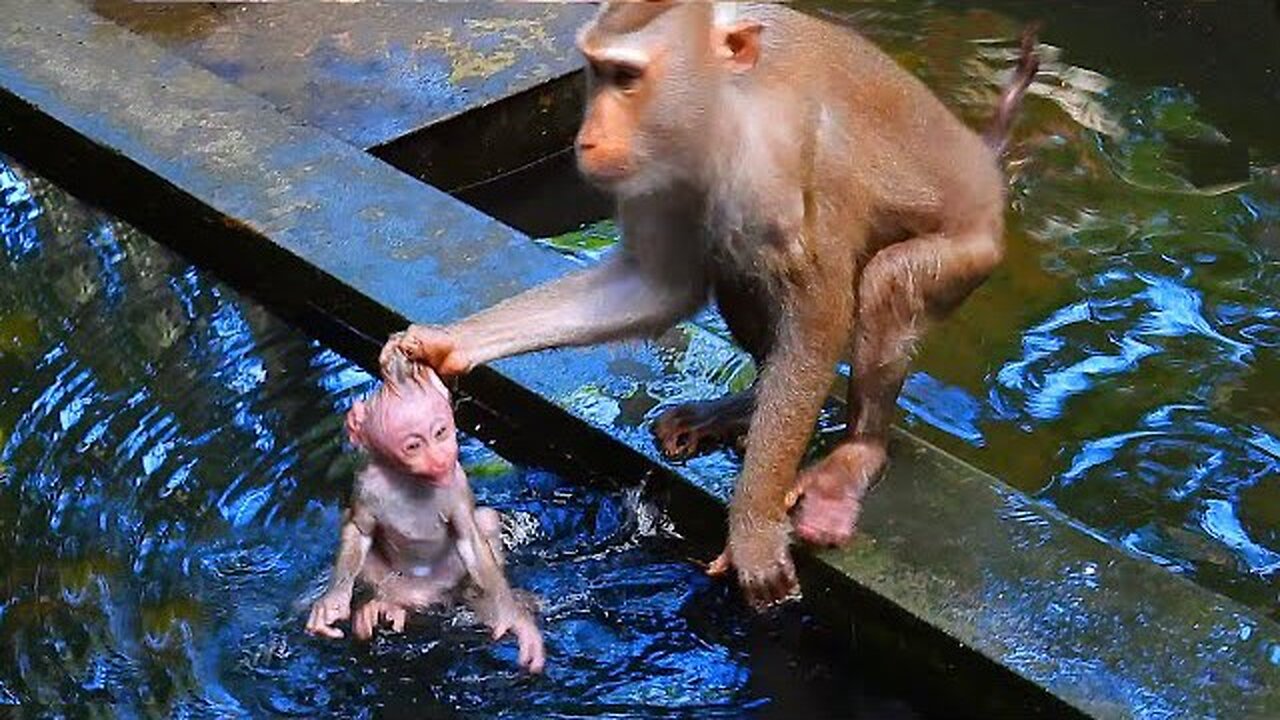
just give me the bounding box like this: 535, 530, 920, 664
305, 349, 545, 674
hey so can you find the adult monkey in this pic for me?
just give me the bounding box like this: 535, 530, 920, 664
383, 1, 1040, 608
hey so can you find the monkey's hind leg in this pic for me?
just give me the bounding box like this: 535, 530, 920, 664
793, 221, 1003, 546
651, 389, 756, 461
352, 552, 452, 639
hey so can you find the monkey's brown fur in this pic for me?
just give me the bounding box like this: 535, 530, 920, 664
386, 2, 1040, 609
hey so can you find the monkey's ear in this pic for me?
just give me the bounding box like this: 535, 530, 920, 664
345, 400, 369, 448
715, 21, 764, 73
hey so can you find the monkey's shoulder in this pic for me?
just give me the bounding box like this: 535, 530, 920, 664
350, 464, 414, 515
350, 462, 382, 501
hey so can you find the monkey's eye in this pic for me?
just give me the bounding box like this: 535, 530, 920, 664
433, 424, 450, 442
611, 63, 644, 92
403, 438, 424, 455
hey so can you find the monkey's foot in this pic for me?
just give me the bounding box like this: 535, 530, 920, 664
714, 519, 801, 610
792, 441, 885, 547
651, 392, 754, 461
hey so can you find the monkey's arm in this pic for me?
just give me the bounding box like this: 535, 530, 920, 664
449, 481, 520, 615
447, 475, 546, 672
325, 509, 374, 597
725, 264, 853, 608
464, 249, 707, 364
400, 249, 706, 374
306, 505, 375, 639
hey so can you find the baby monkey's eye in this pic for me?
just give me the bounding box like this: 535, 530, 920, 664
433, 424, 450, 442
403, 438, 424, 454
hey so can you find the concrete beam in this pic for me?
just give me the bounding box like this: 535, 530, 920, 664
89, 0, 592, 191
3, 2, 1279, 718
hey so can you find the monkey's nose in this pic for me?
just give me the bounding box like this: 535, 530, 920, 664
424, 452, 453, 476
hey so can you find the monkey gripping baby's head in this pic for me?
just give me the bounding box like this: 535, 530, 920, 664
345, 352, 458, 484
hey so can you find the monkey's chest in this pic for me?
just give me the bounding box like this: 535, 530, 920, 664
374, 507, 452, 564
709, 253, 779, 359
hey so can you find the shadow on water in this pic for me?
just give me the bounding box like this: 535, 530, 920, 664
461, 1, 1280, 619
0, 157, 923, 717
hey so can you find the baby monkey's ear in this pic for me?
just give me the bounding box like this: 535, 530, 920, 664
345, 399, 369, 448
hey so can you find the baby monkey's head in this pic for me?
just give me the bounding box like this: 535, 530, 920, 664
346, 350, 458, 485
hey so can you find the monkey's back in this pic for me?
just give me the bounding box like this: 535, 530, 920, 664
749, 4, 1005, 229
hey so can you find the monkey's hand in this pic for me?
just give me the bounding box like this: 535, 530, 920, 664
488, 603, 546, 674
381, 324, 471, 378
305, 590, 353, 639
512, 615, 546, 674
709, 518, 800, 610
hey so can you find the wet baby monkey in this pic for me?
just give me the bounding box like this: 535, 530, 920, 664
305, 349, 546, 674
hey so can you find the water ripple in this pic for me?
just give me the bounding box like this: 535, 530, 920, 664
0, 156, 891, 716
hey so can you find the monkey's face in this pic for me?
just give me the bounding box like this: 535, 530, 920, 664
347, 382, 459, 484
576, 48, 664, 195
574, 4, 764, 198
574, 7, 721, 197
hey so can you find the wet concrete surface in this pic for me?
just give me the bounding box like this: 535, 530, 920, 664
3, 1, 1280, 718
86, 0, 592, 196
88, 0, 592, 151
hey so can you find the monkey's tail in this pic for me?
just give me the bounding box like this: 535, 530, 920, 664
982, 21, 1042, 157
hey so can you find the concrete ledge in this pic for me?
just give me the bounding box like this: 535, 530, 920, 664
4, 3, 1280, 718
91, 0, 592, 193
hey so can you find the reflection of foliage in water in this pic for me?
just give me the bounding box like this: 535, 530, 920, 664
868, 8, 1280, 616
534, 6, 1280, 617
535, 219, 619, 266
0, 160, 894, 716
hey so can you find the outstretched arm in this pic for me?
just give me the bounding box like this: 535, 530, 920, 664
461, 252, 703, 367
386, 233, 708, 377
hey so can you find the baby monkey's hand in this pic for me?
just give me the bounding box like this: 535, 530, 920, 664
306, 591, 352, 639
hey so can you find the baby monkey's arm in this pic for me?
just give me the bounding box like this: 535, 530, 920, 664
451, 482, 517, 617
306, 504, 375, 639
449, 478, 546, 673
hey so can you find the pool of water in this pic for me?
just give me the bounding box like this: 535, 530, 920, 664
465, 1, 1280, 618
0, 158, 923, 717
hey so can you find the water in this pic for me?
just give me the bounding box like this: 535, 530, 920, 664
477, 1, 1280, 618
0, 158, 920, 717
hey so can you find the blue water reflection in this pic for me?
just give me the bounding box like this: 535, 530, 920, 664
0, 158, 907, 717
986, 74, 1280, 609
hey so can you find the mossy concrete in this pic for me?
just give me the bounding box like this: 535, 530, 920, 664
3, 2, 1280, 718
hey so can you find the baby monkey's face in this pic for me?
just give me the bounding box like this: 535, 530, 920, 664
346, 367, 459, 485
